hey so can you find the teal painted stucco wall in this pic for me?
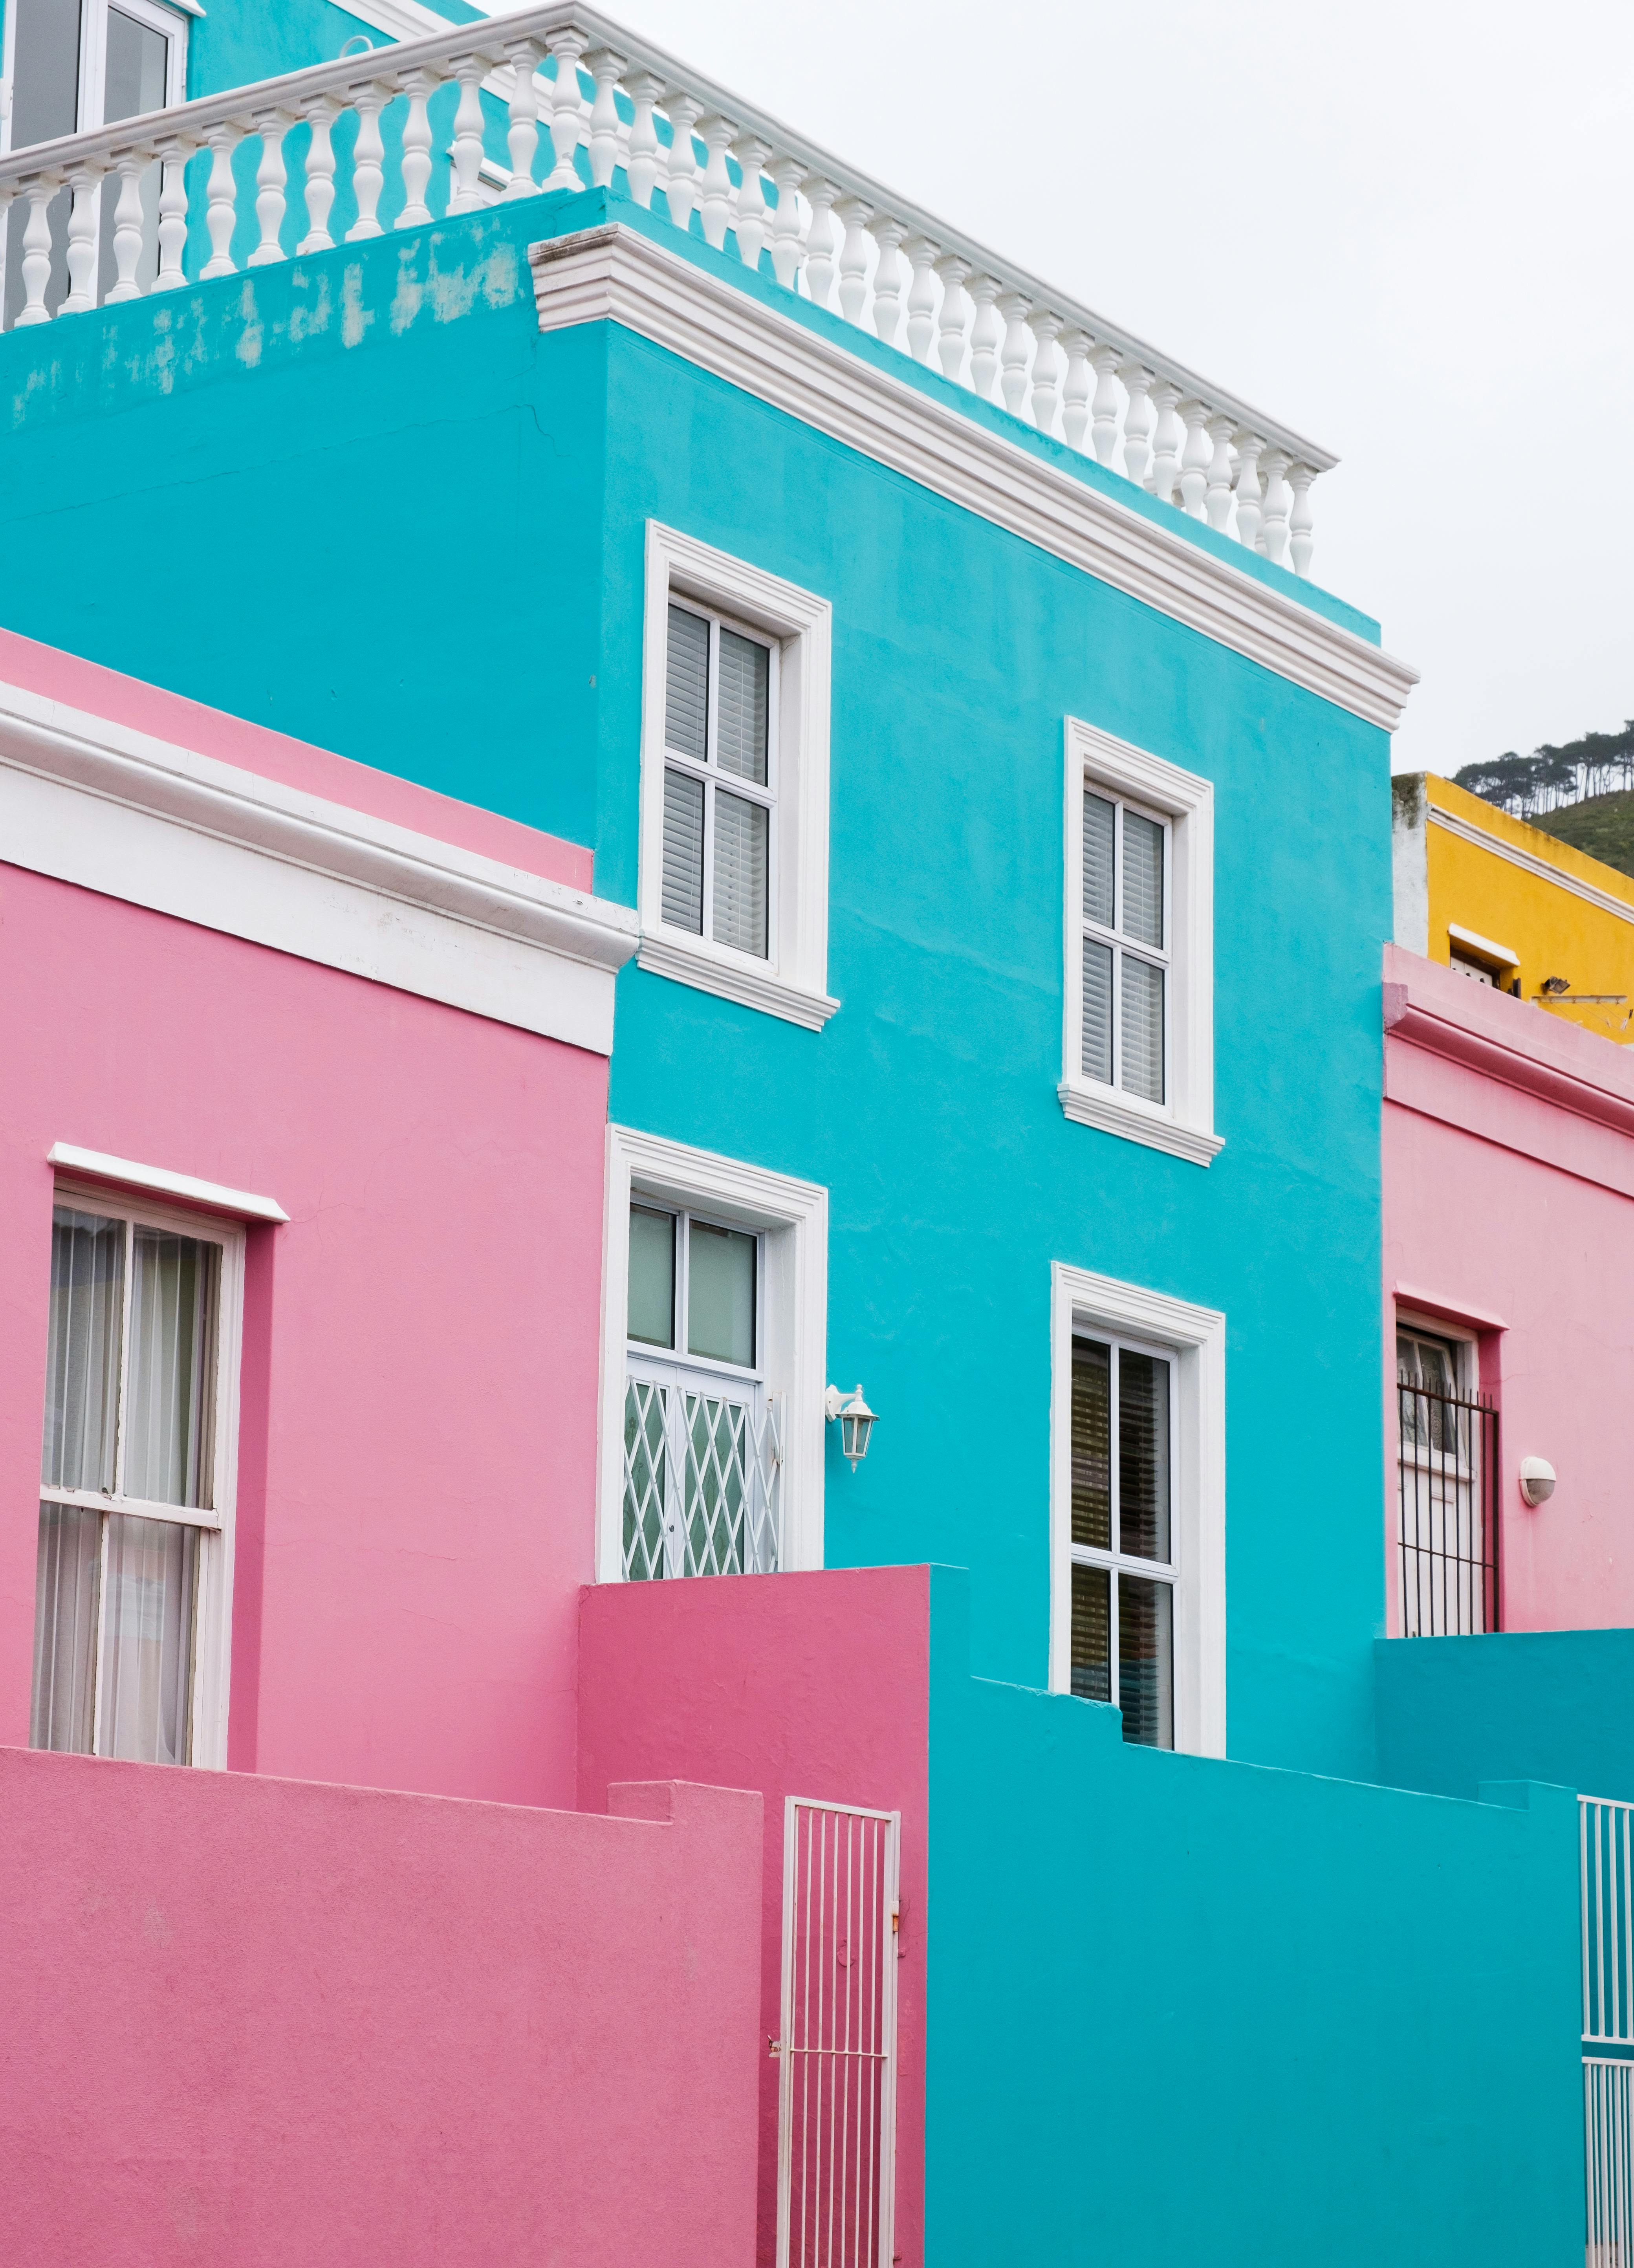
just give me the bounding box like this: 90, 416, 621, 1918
1377, 1630, 1634, 1804
0, 185, 1394, 1776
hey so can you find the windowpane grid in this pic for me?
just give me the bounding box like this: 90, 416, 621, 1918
1079, 784, 1169, 1109
1068, 1332, 1176, 1750
660, 602, 776, 964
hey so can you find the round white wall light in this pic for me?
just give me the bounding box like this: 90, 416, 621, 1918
1519, 1456, 1556, 1507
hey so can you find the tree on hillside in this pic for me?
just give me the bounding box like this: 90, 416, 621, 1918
1456, 720, 1634, 819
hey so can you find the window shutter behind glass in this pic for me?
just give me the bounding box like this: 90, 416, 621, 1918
1070, 1337, 1112, 1549
662, 771, 705, 933
1120, 956, 1165, 1103
1117, 1352, 1171, 1562
1081, 939, 1113, 1084
715, 629, 769, 783
1117, 1573, 1173, 1748
1083, 791, 1115, 928
1122, 810, 1165, 947
665, 605, 709, 759
712, 791, 769, 958
1070, 1563, 1111, 1702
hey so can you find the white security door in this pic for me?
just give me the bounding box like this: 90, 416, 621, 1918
775, 1797, 901, 2268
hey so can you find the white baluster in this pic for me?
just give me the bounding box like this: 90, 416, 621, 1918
154, 138, 193, 290
349, 91, 387, 236
1060, 329, 1091, 450
297, 97, 339, 248
968, 273, 1002, 397
997, 290, 1031, 415
1149, 381, 1182, 501
63, 165, 105, 315
1233, 429, 1264, 551
661, 93, 703, 233
445, 62, 485, 216
868, 214, 906, 344
502, 39, 543, 199
585, 48, 625, 189
733, 134, 770, 269
1204, 412, 1235, 530
0, 190, 12, 324
904, 236, 938, 362
1028, 308, 1063, 432
202, 124, 240, 274
1288, 463, 1315, 577
697, 115, 734, 249
248, 112, 289, 266
544, 31, 588, 195
1259, 446, 1291, 562
933, 252, 971, 381
1120, 362, 1154, 487
801, 174, 837, 306
106, 154, 147, 299
767, 155, 804, 290
15, 183, 56, 325
396, 71, 436, 230
1089, 344, 1120, 465
626, 72, 665, 209
1178, 398, 1210, 517
835, 196, 872, 326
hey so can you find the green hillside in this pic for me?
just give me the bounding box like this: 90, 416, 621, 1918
1531, 789, 1634, 880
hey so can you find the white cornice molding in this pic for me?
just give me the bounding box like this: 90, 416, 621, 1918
636, 936, 839, 1028
531, 224, 1418, 732
47, 1144, 289, 1222
1427, 803, 1634, 931
0, 678, 637, 1054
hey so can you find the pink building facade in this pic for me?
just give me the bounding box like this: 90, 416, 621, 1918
1382, 941, 1634, 1634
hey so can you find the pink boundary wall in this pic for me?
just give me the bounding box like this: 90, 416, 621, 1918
577, 1566, 931, 2268
0, 1747, 760, 2267
1382, 944, 1634, 1631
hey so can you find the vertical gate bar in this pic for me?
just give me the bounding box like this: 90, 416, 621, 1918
1623, 1806, 1632, 2040
863, 1815, 878, 2268
1585, 1801, 1594, 2038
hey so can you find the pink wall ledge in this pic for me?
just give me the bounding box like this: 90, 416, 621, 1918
577, 1566, 931, 2268
1382, 945, 1634, 1631
0, 1748, 760, 2268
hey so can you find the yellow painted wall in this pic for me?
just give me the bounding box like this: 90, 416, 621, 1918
1422, 775, 1634, 1044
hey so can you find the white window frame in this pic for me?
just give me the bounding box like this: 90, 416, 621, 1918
1059, 718, 1220, 1165
1049, 1262, 1226, 1757
599, 1125, 828, 1583
0, 0, 192, 153
659, 593, 781, 964
41, 1175, 245, 1771
639, 522, 838, 1031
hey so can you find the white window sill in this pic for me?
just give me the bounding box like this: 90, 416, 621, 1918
1057, 1080, 1224, 1166
637, 933, 841, 1031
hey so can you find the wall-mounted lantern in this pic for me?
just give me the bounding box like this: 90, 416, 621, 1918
825, 1384, 877, 1470
1519, 1456, 1556, 1507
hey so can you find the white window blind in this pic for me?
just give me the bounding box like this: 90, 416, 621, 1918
1080, 789, 1169, 1107
661, 603, 775, 962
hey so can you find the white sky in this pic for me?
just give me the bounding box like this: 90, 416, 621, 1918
495, 0, 1634, 777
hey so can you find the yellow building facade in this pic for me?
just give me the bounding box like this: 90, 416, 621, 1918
1392, 772, 1634, 1044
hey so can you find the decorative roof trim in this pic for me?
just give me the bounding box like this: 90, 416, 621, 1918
1428, 803, 1634, 930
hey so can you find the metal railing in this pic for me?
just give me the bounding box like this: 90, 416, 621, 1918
1584, 1798, 1634, 2264
0, 3, 1334, 575
1396, 1376, 1498, 1636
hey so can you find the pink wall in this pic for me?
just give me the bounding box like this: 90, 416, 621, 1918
1382, 944, 1634, 1630
577, 1567, 931, 2268
0, 857, 608, 1806
0, 1746, 760, 2266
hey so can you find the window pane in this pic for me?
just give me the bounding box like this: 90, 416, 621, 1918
125, 1228, 216, 1510
1118, 1574, 1174, 1748
30, 1502, 100, 1754
1122, 810, 1165, 947
99, 1513, 198, 1765
10, 0, 83, 147
1082, 791, 1115, 929
623, 1378, 669, 1581
1081, 938, 1113, 1085
716, 629, 769, 786
628, 1206, 676, 1348
104, 9, 170, 123
1070, 1563, 1110, 1702
661, 768, 705, 933
1118, 1350, 1171, 1563
1070, 1337, 1111, 1549
683, 1391, 748, 1575
711, 789, 769, 959
687, 1221, 756, 1367
1120, 954, 1165, 1103
43, 1207, 125, 1493
665, 604, 709, 760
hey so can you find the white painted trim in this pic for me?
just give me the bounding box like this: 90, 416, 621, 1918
0, 677, 637, 1054
46, 1143, 288, 1222
319, 0, 454, 43
640, 521, 837, 1028
599, 1125, 828, 1584
532, 226, 1418, 733
1447, 921, 1519, 969
1048, 1262, 1226, 1758
1060, 719, 1220, 1165
1427, 804, 1634, 931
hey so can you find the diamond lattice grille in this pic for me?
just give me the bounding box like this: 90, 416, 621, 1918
623, 1367, 782, 1579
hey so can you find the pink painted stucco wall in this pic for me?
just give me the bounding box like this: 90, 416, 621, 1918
577, 1566, 931, 2268
1382, 944, 1634, 1630
0, 1746, 760, 2266
0, 852, 608, 1806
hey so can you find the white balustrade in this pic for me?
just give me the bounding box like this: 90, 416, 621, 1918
0, 2, 1332, 576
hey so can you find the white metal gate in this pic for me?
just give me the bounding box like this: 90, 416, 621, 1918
775, 1797, 901, 2268
1583, 1795, 1634, 2263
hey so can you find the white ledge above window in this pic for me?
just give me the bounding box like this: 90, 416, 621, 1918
1056, 1082, 1225, 1165
48, 1143, 288, 1222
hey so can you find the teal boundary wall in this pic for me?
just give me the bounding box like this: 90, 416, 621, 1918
1376, 1631, 1634, 1805
929, 1570, 1583, 2265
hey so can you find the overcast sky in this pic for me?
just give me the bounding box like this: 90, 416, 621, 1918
496, 0, 1633, 776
